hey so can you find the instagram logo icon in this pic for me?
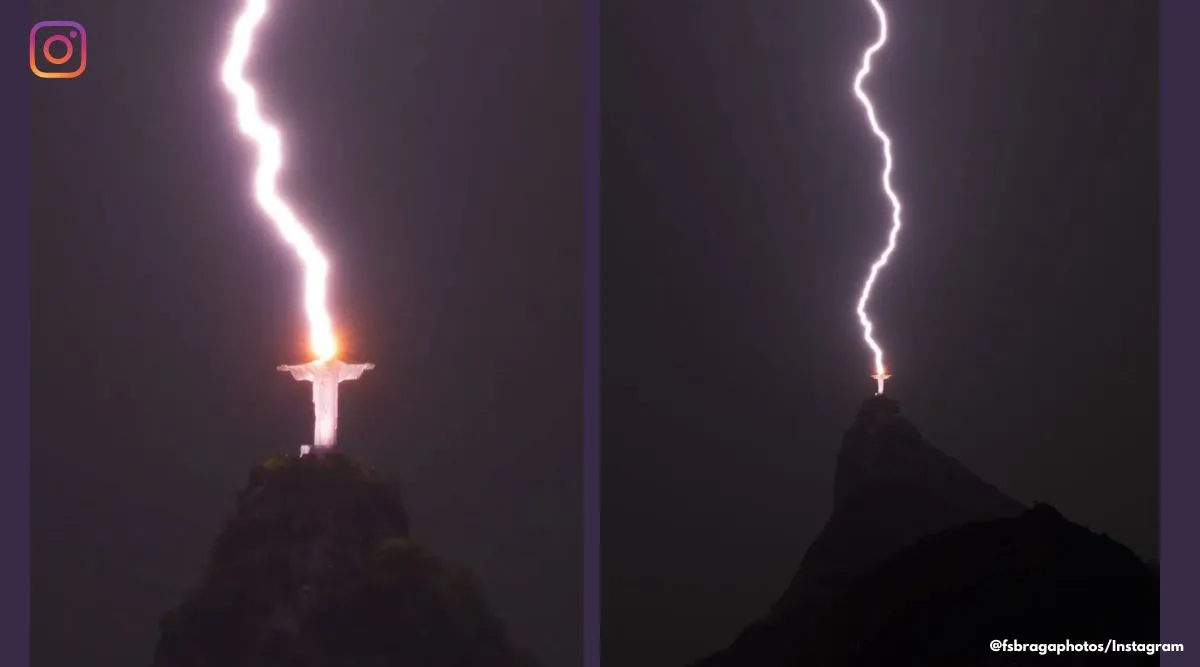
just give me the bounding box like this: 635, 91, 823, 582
30, 21, 87, 79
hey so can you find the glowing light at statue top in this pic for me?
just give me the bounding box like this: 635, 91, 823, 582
852, 0, 904, 395
220, 0, 337, 361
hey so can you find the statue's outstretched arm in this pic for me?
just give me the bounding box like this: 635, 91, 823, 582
337, 362, 375, 382
277, 363, 315, 382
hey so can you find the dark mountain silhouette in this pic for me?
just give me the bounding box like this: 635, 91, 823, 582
153, 451, 539, 667
691, 395, 1160, 666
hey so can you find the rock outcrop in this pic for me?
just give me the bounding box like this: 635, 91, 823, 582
690, 396, 1158, 666
776, 394, 1026, 613
153, 452, 538, 667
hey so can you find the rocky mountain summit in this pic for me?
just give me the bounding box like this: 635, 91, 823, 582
153, 451, 538, 667
690, 395, 1158, 666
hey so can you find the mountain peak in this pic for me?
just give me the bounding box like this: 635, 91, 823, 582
773, 396, 1025, 614
153, 452, 538, 667
834, 395, 1022, 515
689, 398, 1155, 666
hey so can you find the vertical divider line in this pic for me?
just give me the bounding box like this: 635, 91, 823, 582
1160, 0, 1198, 661
6, 8, 33, 667
583, 0, 602, 664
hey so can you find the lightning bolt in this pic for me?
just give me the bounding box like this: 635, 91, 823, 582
852, 0, 903, 395
220, 0, 338, 362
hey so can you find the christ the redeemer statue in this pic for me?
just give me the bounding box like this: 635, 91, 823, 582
278, 359, 374, 448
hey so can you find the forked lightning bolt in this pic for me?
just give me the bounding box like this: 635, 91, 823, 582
221, 0, 338, 362
852, 0, 904, 395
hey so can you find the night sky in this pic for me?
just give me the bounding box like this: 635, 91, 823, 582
32, 2, 580, 666
601, 2, 1157, 667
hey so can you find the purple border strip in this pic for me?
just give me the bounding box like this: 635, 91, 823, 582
583, 0, 600, 663
1161, 0, 1196, 660
5, 4, 31, 667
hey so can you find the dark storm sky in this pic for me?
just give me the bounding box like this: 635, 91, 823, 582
601, 2, 1158, 666
32, 2, 580, 667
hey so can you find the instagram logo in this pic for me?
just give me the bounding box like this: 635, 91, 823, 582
30, 21, 87, 79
